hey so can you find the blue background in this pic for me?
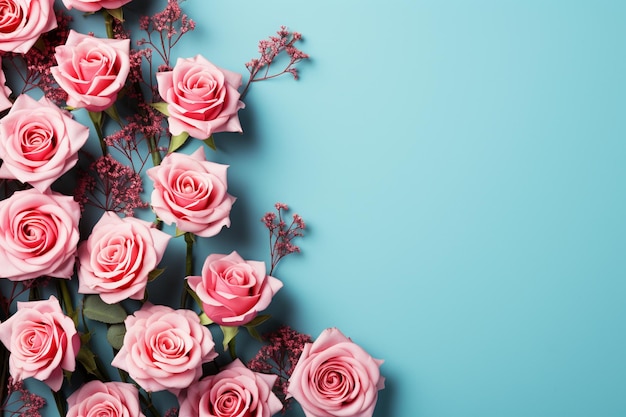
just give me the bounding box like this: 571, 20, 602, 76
18, 0, 626, 416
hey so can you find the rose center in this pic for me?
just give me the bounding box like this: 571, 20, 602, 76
0, 0, 25, 34
214, 391, 246, 417
19, 121, 57, 162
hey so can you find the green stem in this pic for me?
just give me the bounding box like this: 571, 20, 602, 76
88, 111, 107, 156
56, 279, 75, 321
52, 389, 67, 417
0, 344, 9, 407
28, 283, 41, 301
104, 12, 114, 39
148, 135, 162, 167
139, 391, 161, 417
180, 232, 194, 308
228, 337, 237, 360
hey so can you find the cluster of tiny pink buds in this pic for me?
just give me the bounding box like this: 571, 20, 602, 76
262, 203, 305, 275
1, 378, 46, 417
136, 0, 195, 68
241, 26, 309, 98
248, 325, 312, 412
74, 155, 148, 217
164, 408, 179, 417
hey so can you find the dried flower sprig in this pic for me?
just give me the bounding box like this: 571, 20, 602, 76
247, 325, 312, 412
262, 202, 306, 275
242, 26, 309, 98
0, 377, 46, 417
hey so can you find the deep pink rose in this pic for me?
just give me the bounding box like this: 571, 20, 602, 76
67, 381, 145, 417
156, 54, 245, 139
61, 0, 132, 12
0, 94, 89, 192
0, 296, 79, 391
287, 328, 385, 417
187, 251, 282, 326
146, 147, 235, 237
0, 58, 12, 111
50, 30, 130, 112
0, 0, 57, 54
0, 189, 80, 281
77, 212, 171, 304
111, 303, 218, 393
178, 359, 282, 417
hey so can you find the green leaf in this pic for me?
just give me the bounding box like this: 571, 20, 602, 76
175, 227, 186, 237
107, 324, 126, 350
203, 135, 217, 151
245, 325, 263, 342
77, 346, 98, 376
83, 295, 127, 324
106, 7, 124, 21
244, 314, 271, 328
104, 104, 122, 125
168, 131, 189, 153
150, 101, 170, 116
79, 332, 92, 344
198, 312, 213, 325
88, 110, 103, 127
220, 325, 239, 351
148, 268, 165, 282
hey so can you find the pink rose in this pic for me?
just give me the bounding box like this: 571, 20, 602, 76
0, 94, 89, 192
0, 296, 79, 391
50, 30, 130, 112
0, 188, 80, 281
156, 55, 245, 139
67, 381, 145, 417
61, 0, 132, 12
146, 147, 235, 237
77, 212, 171, 304
0, 58, 12, 111
187, 251, 282, 326
0, 0, 57, 54
287, 328, 385, 417
111, 303, 218, 393
178, 359, 282, 417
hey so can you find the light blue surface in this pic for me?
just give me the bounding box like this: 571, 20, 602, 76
8, 1, 626, 416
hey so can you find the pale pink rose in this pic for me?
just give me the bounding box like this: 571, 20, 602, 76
77, 212, 171, 304
0, 296, 79, 391
50, 30, 130, 112
0, 58, 12, 111
67, 381, 145, 417
287, 328, 385, 417
61, 0, 132, 12
178, 359, 282, 417
0, 94, 89, 192
0, 0, 57, 54
187, 251, 282, 326
0, 188, 80, 281
146, 147, 235, 237
156, 55, 245, 139
111, 303, 218, 393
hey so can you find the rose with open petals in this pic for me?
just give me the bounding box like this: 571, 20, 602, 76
0, 188, 80, 281
287, 328, 385, 417
187, 251, 282, 326
111, 303, 218, 393
146, 147, 235, 237
67, 381, 145, 417
178, 359, 282, 417
77, 212, 171, 304
0, 58, 12, 111
0, 94, 89, 192
61, 0, 132, 12
0, 296, 79, 391
51, 30, 130, 112
156, 54, 245, 139
0, 0, 57, 54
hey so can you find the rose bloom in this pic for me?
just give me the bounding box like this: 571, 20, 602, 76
156, 54, 245, 139
77, 212, 171, 304
0, 188, 80, 281
111, 303, 218, 393
0, 94, 89, 192
0, 58, 12, 111
0, 0, 56, 54
287, 328, 385, 417
187, 251, 282, 326
0, 296, 79, 391
146, 147, 235, 237
51, 30, 130, 112
61, 0, 132, 12
178, 359, 282, 417
67, 381, 145, 417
